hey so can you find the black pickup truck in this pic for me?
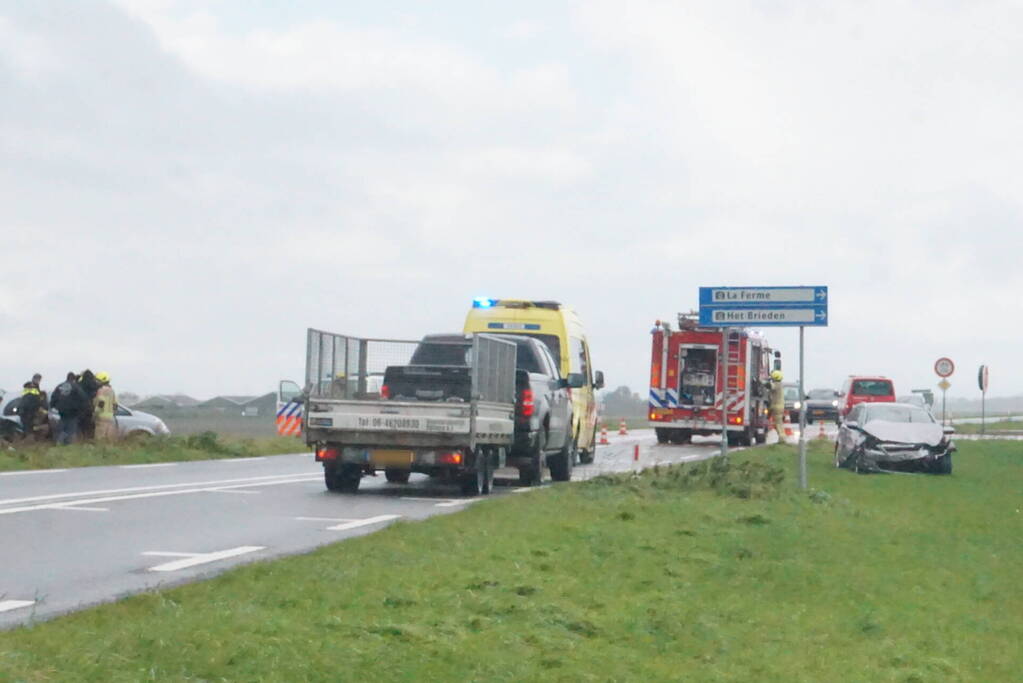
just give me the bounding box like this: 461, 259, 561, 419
384, 334, 581, 485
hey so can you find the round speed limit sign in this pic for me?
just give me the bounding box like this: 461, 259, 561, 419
934, 357, 955, 378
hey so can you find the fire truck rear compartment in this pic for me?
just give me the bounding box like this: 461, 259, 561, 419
678, 346, 717, 406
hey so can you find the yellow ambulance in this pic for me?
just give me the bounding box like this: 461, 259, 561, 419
464, 298, 604, 463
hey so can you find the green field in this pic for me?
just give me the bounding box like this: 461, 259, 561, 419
954, 420, 1023, 434
0, 433, 304, 472
2, 440, 1021, 681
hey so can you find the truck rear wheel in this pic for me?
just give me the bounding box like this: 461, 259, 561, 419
384, 469, 410, 484
549, 439, 574, 482
518, 431, 545, 486
327, 463, 361, 493
655, 428, 670, 444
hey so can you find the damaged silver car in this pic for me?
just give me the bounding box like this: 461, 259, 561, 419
835, 402, 955, 474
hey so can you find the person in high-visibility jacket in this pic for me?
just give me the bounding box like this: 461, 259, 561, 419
769, 370, 787, 443
93, 372, 118, 442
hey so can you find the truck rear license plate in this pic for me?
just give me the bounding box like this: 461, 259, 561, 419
370, 449, 414, 467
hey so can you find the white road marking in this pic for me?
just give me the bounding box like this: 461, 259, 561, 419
221, 457, 265, 463
118, 463, 176, 469
511, 487, 535, 493
145, 546, 265, 572
202, 488, 261, 494
0, 472, 316, 508
0, 600, 35, 613
0, 475, 320, 516
399, 496, 480, 507
0, 469, 69, 476
435, 499, 477, 507
295, 516, 358, 523
142, 551, 196, 558
327, 514, 401, 531
52, 505, 109, 512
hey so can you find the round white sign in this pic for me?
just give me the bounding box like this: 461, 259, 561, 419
934, 357, 955, 378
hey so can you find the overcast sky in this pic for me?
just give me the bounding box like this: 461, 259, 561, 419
2, 1, 1021, 401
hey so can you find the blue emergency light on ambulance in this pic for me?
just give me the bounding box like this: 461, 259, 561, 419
473, 297, 498, 308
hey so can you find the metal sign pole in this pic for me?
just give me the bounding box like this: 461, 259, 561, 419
798, 325, 807, 489
720, 327, 730, 458
981, 389, 986, 437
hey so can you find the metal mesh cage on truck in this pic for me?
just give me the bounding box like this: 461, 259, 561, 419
304, 330, 517, 404
305, 329, 418, 400
471, 334, 516, 404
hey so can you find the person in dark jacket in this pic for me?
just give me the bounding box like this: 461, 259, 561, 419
51, 372, 89, 445
19, 382, 43, 441
78, 369, 101, 440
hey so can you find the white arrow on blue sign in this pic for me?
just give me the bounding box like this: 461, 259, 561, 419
698, 285, 829, 327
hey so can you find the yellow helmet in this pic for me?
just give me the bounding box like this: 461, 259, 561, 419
96, 371, 110, 383
771, 370, 783, 381
335, 372, 346, 379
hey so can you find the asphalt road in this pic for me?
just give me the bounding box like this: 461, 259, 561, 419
0, 428, 758, 629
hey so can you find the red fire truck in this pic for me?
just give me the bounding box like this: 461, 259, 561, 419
648, 313, 779, 446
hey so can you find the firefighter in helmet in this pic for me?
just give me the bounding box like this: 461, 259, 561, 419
769, 370, 787, 443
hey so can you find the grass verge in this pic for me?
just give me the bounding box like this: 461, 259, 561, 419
2, 441, 1021, 680
0, 433, 305, 472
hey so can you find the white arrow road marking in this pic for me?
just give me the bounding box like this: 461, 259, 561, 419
0, 600, 35, 613
327, 514, 401, 531
144, 546, 265, 572
0, 469, 68, 476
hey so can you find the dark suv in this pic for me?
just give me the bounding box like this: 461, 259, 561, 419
390, 334, 579, 485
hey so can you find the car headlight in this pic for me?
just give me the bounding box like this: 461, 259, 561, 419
794, 401, 801, 410
156, 420, 170, 435
831, 400, 838, 407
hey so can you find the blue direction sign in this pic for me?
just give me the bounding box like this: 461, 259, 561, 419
698, 285, 828, 327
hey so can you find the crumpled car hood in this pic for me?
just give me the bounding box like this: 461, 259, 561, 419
864, 421, 943, 447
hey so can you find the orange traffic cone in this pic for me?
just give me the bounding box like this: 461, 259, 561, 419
618, 419, 628, 436
817, 420, 827, 440
599, 424, 610, 445
783, 413, 794, 439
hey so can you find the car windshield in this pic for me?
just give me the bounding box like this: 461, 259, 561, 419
852, 380, 893, 396
807, 389, 835, 399
862, 405, 934, 424
783, 387, 800, 400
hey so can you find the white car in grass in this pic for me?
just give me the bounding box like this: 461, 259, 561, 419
0, 390, 170, 441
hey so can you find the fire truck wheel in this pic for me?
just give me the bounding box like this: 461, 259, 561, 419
755, 430, 767, 445
672, 429, 692, 445
384, 469, 410, 484
655, 428, 670, 444
739, 427, 754, 446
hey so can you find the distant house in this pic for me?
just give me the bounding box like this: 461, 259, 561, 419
198, 396, 256, 413
241, 392, 276, 418
197, 393, 276, 417
133, 394, 200, 411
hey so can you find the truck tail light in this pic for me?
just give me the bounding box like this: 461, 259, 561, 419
316, 447, 340, 461
438, 451, 463, 465
519, 388, 535, 417
381, 384, 390, 399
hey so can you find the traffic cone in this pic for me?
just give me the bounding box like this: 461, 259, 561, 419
618, 419, 628, 436
783, 413, 794, 439
599, 424, 610, 445
817, 420, 827, 440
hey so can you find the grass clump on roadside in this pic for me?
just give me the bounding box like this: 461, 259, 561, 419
0, 432, 305, 472
2, 440, 1022, 680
